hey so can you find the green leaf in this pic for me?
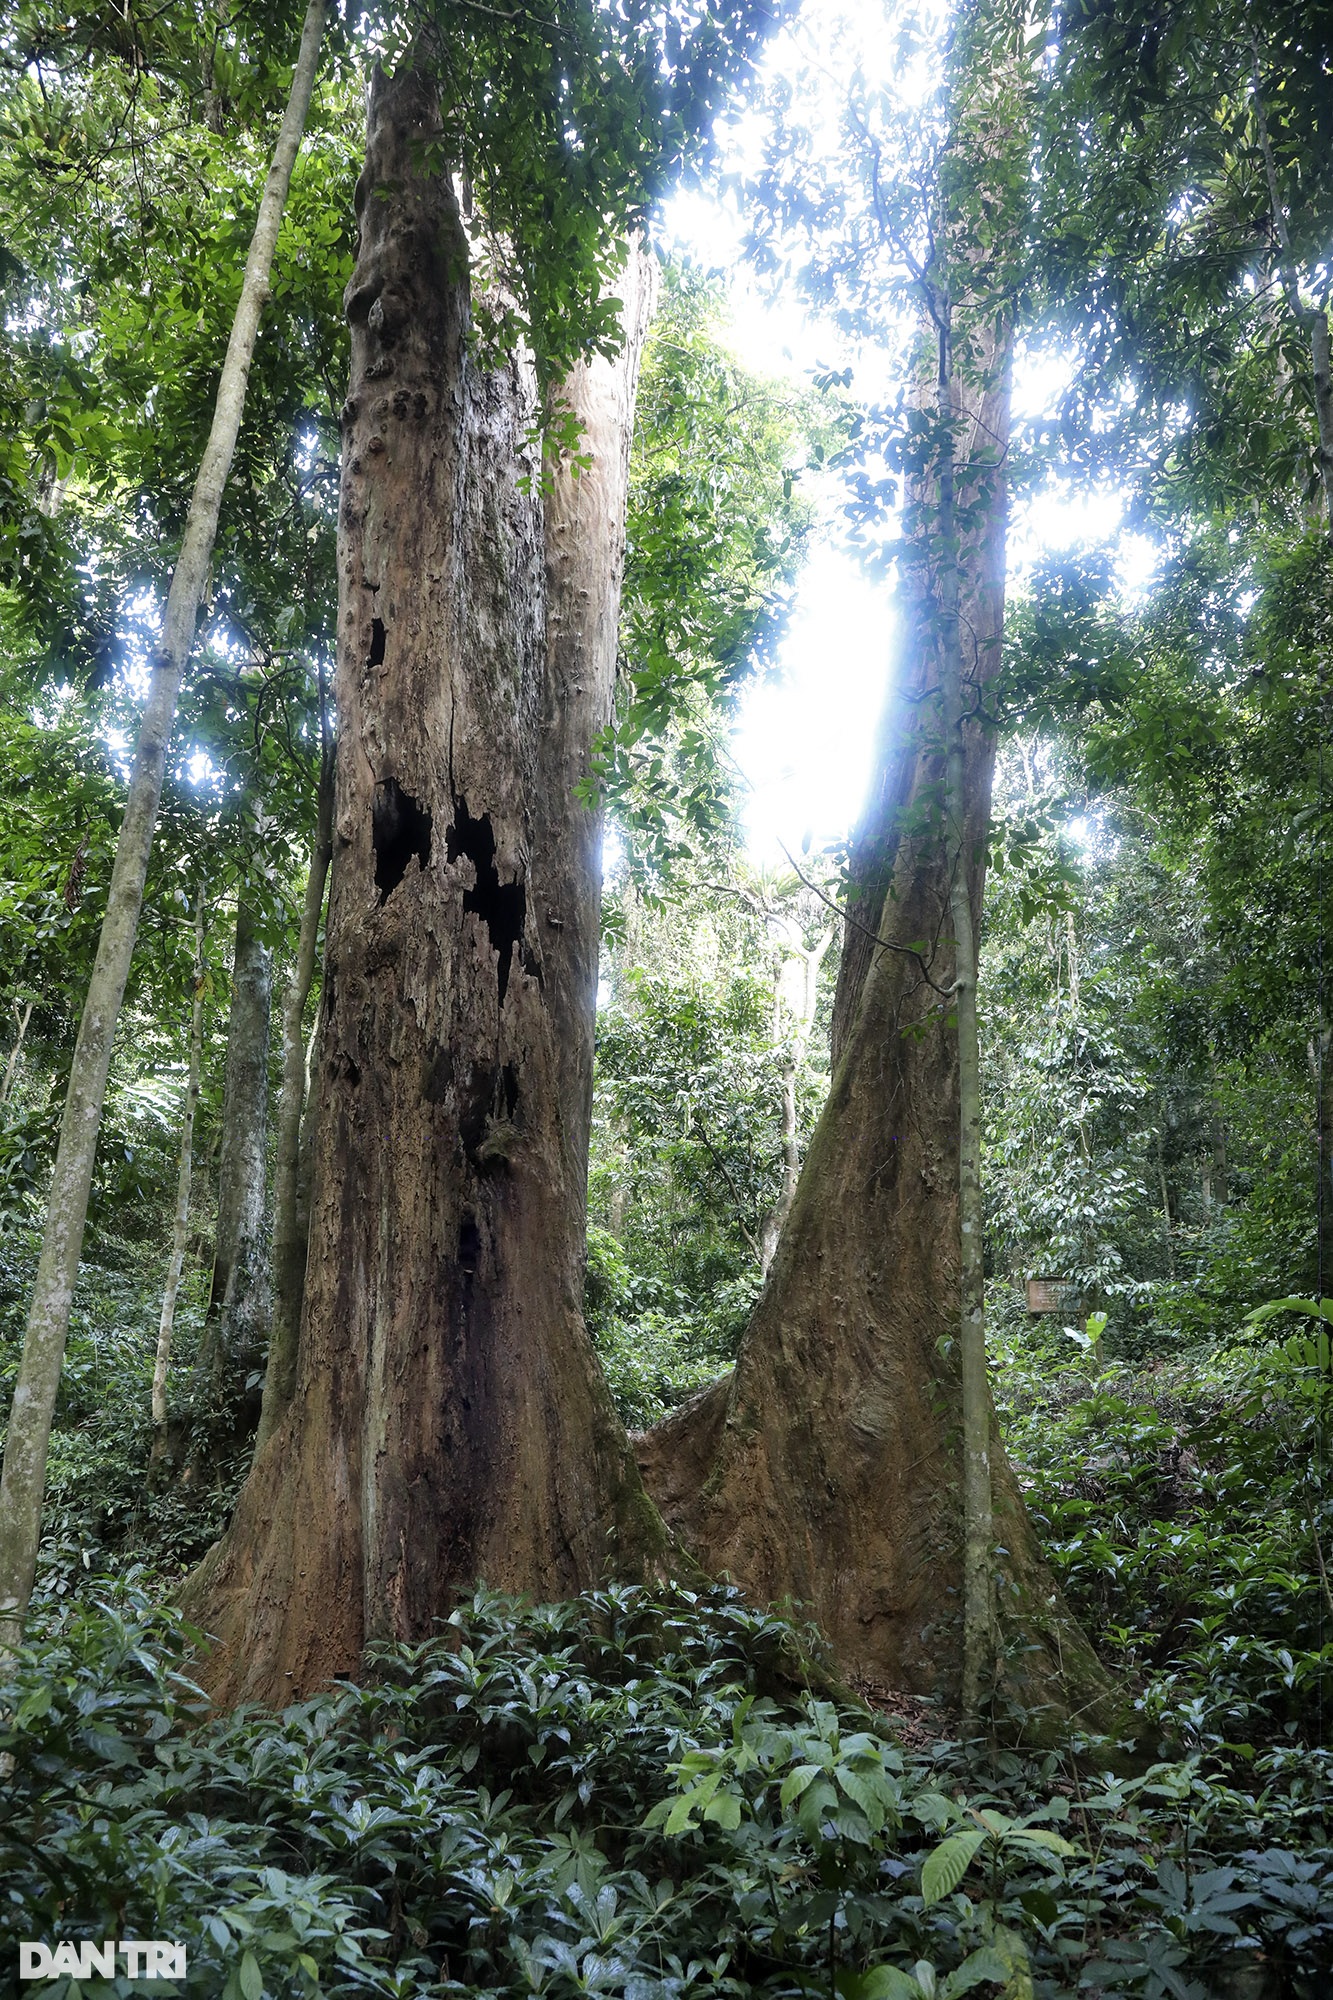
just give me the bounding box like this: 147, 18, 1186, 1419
1007, 1827, 1076, 1860
780, 1762, 823, 1809
1244, 1296, 1333, 1329
920, 1828, 987, 1906
836, 1967, 923, 2000
239, 1949, 263, 2000
941, 1947, 1013, 1999
15, 1683, 53, 1728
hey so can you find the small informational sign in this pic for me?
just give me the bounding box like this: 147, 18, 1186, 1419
1026, 1277, 1079, 1315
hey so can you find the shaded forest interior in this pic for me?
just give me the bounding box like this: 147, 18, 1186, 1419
0, 0, 1330, 1995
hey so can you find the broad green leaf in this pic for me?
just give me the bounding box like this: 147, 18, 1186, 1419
1008, 1827, 1077, 1860
780, 1762, 824, 1809
1243, 1296, 1333, 1329
921, 1828, 986, 1905
941, 1947, 1014, 1999
836, 1967, 923, 2000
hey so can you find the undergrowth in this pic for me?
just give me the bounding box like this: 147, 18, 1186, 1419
2, 1582, 1330, 2000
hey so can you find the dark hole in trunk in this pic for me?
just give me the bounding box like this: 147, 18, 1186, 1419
368, 618, 386, 667
458, 1214, 480, 1271
373, 778, 432, 904
446, 797, 526, 1005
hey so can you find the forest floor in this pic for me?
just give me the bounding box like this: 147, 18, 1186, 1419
1, 1273, 1329, 1999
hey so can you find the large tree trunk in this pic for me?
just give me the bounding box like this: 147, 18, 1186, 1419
185, 64, 662, 1704
0, 0, 328, 1657
636, 317, 1108, 1723
189, 898, 273, 1445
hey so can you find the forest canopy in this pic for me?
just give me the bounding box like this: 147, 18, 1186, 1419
0, 1, 1329, 1996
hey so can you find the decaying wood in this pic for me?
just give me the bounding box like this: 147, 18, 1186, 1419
187, 64, 663, 1703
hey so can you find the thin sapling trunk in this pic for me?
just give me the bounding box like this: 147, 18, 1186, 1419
191, 899, 273, 1446
152, 896, 207, 1448
255, 748, 334, 1452
0, 1003, 33, 1111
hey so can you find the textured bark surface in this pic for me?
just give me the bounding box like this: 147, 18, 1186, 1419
191, 900, 273, 1440
188, 66, 662, 1704
256, 756, 333, 1451
637, 321, 1109, 1724
152, 900, 207, 1442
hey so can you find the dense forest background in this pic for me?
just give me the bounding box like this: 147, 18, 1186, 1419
0, 0, 1330, 1995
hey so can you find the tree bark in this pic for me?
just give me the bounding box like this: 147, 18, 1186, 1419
636, 314, 1109, 1724
0, 0, 327, 1656
761, 925, 832, 1278
1316, 1022, 1332, 1296
185, 64, 662, 1705
255, 752, 334, 1452
1157, 1127, 1176, 1282
0, 1002, 33, 1110
152, 897, 207, 1449
190, 899, 273, 1441
933, 302, 994, 1720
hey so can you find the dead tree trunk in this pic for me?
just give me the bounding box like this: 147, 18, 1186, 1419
186, 64, 662, 1704
190, 899, 273, 1444
636, 316, 1108, 1724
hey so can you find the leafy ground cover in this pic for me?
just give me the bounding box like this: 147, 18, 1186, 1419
2, 1577, 1329, 2000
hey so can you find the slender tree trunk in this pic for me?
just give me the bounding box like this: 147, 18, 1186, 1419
0, 1002, 33, 1110
1157, 1128, 1176, 1282
185, 64, 662, 1704
255, 752, 334, 1452
1311, 313, 1333, 524
637, 313, 1108, 1724
0, 0, 328, 1655
191, 900, 273, 1444
152, 898, 207, 1448
1315, 1023, 1333, 1295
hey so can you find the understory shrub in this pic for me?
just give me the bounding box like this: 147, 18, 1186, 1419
2, 1583, 1329, 1999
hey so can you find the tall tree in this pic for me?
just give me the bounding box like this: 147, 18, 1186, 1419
150, 889, 208, 1455
187, 0, 784, 1700
637, 0, 1108, 1720
0, 0, 329, 1655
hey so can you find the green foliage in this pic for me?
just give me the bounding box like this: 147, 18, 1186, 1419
416, 0, 794, 388
1035, 0, 1333, 513
980, 714, 1318, 1329
598, 266, 839, 885
588, 877, 834, 1427
995, 1317, 1333, 1755
3, 1582, 1330, 1998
